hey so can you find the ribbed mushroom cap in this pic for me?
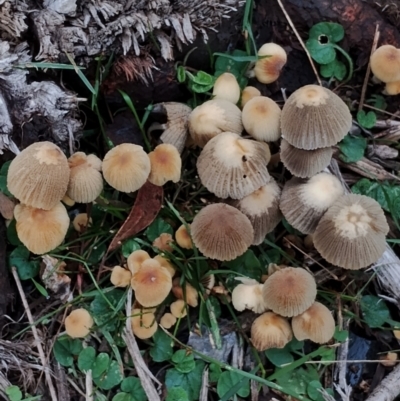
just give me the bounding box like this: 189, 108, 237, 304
148, 143, 181, 186
280, 139, 334, 178
280, 173, 344, 234
14, 202, 70, 255
292, 302, 335, 344
241, 86, 261, 108
65, 308, 94, 338
251, 312, 292, 351
152, 102, 192, 153
188, 99, 243, 147
191, 203, 254, 261
102, 144, 150, 193
170, 299, 187, 318
127, 250, 151, 274
153, 233, 174, 252
232, 179, 282, 245
262, 267, 317, 317
370, 45, 400, 83
231, 278, 268, 313
131, 308, 158, 339
314, 194, 389, 269
172, 277, 199, 308
254, 43, 287, 84
72, 213, 92, 232
175, 224, 193, 249
197, 132, 271, 199
8, 141, 70, 210
131, 259, 172, 307
110, 266, 132, 287
212, 72, 241, 104
242, 96, 282, 142
67, 152, 103, 203
281, 85, 352, 150
160, 312, 177, 329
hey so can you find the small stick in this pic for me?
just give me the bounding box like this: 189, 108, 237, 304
11, 266, 58, 401
359, 24, 380, 112
85, 370, 94, 401
275, 0, 322, 86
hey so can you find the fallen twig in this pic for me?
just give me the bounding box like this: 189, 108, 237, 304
365, 363, 400, 401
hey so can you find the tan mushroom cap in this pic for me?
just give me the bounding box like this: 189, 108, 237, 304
175, 224, 193, 249
188, 99, 243, 147
110, 266, 132, 287
14, 202, 70, 255
102, 144, 150, 193
148, 144, 181, 186
280, 139, 334, 178
191, 203, 254, 261
384, 80, 400, 95
72, 213, 92, 232
251, 312, 292, 351
8, 141, 70, 210
197, 132, 271, 199
152, 102, 192, 154
172, 277, 199, 308
292, 302, 335, 344
231, 278, 268, 313
67, 152, 103, 203
370, 45, 400, 83
241, 86, 261, 108
153, 255, 176, 277
279, 173, 344, 234
212, 72, 241, 104
170, 299, 187, 318
153, 233, 174, 252
62, 194, 75, 207
314, 194, 389, 269
242, 96, 281, 142
262, 267, 317, 317
65, 308, 94, 338
131, 308, 158, 339
127, 250, 151, 274
254, 43, 287, 84
233, 179, 282, 245
281, 85, 352, 150
160, 312, 177, 329
131, 259, 172, 307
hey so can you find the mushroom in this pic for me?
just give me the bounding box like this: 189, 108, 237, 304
170, 299, 187, 318
175, 224, 193, 249
370, 45, 400, 83
190, 203, 254, 261
242, 96, 281, 142
150, 102, 192, 153
280, 85, 352, 150
231, 179, 282, 245
131, 258, 172, 307
313, 194, 389, 269
14, 202, 70, 255
152, 233, 174, 252
160, 312, 177, 329
241, 86, 261, 108
231, 277, 267, 313
172, 277, 198, 308
292, 301, 335, 344
7, 141, 70, 210
280, 139, 334, 178
153, 255, 176, 277
127, 250, 151, 274
72, 213, 92, 232
188, 99, 243, 147
262, 267, 317, 317
384, 80, 400, 96
131, 308, 158, 339
65, 308, 94, 338
251, 312, 292, 351
253, 43, 287, 84
147, 143, 181, 186
0, 192, 15, 220
196, 132, 271, 199
110, 265, 132, 287
279, 173, 344, 234
62, 194, 75, 207
102, 143, 151, 193
212, 72, 241, 104
67, 152, 103, 203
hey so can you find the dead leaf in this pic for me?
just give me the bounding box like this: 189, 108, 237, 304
108, 181, 164, 252
0, 192, 15, 220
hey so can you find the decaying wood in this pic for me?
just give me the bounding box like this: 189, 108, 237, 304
365, 364, 400, 401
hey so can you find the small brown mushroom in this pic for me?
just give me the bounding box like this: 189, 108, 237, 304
212, 72, 241, 104
65, 308, 94, 338
160, 312, 177, 329
110, 266, 132, 287
131, 308, 158, 339
148, 144, 181, 186
370, 45, 400, 83
253, 43, 287, 84
170, 299, 187, 318
175, 224, 193, 249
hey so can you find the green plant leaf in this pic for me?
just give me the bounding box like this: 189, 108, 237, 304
166, 387, 190, 401
334, 328, 349, 342
275, 366, 319, 396
172, 350, 196, 373
366, 94, 387, 110
78, 346, 96, 372
90, 289, 125, 331
9, 246, 40, 280
307, 380, 324, 401
150, 329, 174, 362
0, 161, 12, 197
120, 377, 147, 401
5, 385, 23, 401
309, 22, 344, 42
191, 71, 215, 86
305, 38, 336, 64
31, 278, 49, 297
361, 295, 391, 328
188, 81, 214, 94
222, 249, 263, 281
121, 239, 141, 258
145, 217, 173, 242
177, 66, 186, 83
209, 363, 222, 383
265, 348, 294, 367
217, 371, 250, 399
93, 359, 123, 390
287, 337, 305, 351
86, 243, 107, 265
7, 219, 22, 246
320, 59, 346, 80
112, 394, 131, 401
357, 110, 376, 129
338, 135, 367, 163
92, 353, 110, 378
53, 336, 82, 367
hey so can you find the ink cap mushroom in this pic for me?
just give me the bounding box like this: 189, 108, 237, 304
370, 44, 400, 83
212, 72, 241, 104
148, 143, 181, 186
253, 43, 287, 84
